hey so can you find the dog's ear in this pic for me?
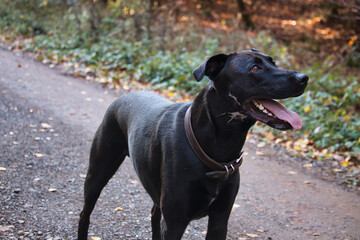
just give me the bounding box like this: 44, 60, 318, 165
193, 54, 229, 82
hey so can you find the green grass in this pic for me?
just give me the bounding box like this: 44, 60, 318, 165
1, 1, 359, 164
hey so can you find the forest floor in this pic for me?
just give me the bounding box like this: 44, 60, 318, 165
0, 45, 359, 240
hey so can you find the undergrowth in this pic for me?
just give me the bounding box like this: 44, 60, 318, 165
0, 1, 359, 176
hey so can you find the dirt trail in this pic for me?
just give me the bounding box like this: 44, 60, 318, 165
0, 48, 359, 240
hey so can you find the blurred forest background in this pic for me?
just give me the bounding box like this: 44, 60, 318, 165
0, 0, 359, 187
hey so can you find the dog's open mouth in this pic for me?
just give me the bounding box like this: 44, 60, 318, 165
244, 99, 302, 130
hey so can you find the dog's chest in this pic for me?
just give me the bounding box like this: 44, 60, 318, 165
188, 182, 220, 219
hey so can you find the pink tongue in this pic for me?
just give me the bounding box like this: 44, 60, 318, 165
256, 99, 302, 130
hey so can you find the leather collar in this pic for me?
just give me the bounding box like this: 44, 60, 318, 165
184, 106, 244, 181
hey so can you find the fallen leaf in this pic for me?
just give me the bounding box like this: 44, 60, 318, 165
246, 233, 259, 238
41, 123, 52, 129
13, 188, 21, 193
333, 155, 344, 161
303, 181, 311, 184
256, 151, 265, 156
287, 171, 297, 175
303, 163, 313, 169
257, 142, 266, 148
114, 206, 123, 211
304, 106, 311, 113
263, 132, 274, 140
0, 225, 14, 231
274, 198, 287, 203
341, 160, 351, 167
33, 153, 44, 158
90, 237, 101, 240
48, 188, 57, 192
294, 145, 302, 151
232, 203, 240, 209
0, 167, 6, 171
130, 180, 140, 186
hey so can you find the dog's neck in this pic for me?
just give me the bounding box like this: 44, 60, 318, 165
190, 84, 256, 163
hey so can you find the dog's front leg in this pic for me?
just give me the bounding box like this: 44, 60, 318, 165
159, 194, 190, 240
160, 217, 189, 240
206, 175, 240, 240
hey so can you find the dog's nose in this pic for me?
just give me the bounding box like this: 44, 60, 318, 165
295, 73, 308, 85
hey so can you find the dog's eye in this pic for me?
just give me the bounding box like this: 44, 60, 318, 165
251, 65, 260, 72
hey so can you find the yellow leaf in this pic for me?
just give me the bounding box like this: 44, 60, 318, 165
114, 206, 123, 211
304, 106, 311, 113
343, 115, 351, 121
294, 145, 302, 151
90, 237, 101, 240
323, 97, 332, 104
167, 92, 174, 97
263, 132, 274, 140
313, 17, 321, 22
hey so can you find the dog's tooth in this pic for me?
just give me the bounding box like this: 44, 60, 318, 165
254, 101, 265, 111
254, 100, 274, 117
263, 109, 274, 117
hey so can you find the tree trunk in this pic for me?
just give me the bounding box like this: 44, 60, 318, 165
236, 0, 254, 30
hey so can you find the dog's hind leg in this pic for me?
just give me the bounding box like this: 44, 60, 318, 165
151, 204, 161, 240
78, 113, 128, 240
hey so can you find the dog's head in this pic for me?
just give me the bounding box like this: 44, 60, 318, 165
193, 49, 308, 130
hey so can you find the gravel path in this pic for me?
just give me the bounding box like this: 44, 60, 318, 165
0, 48, 359, 240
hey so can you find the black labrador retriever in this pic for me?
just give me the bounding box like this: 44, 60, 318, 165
78, 49, 308, 240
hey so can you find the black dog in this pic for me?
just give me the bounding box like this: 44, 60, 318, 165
78, 49, 308, 240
